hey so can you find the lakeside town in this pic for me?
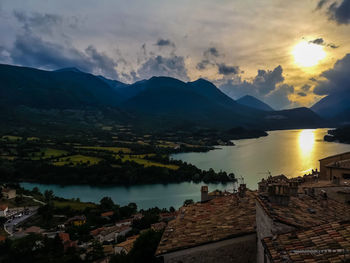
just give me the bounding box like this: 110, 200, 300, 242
2, 151, 350, 262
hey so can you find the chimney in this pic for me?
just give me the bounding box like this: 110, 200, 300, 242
238, 184, 247, 198
267, 183, 290, 206
320, 190, 328, 208
288, 180, 299, 197
201, 186, 209, 202
258, 178, 267, 193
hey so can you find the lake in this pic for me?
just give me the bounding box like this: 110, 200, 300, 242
21, 128, 350, 209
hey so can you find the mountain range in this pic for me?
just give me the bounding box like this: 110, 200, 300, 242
0, 63, 327, 132
236, 95, 274, 111
311, 92, 350, 124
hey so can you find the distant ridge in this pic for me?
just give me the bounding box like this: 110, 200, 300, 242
237, 95, 274, 111
54, 67, 83, 73
0, 63, 325, 131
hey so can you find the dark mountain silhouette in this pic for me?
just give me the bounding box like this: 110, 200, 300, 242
237, 95, 274, 111
311, 92, 350, 123
0, 63, 324, 131
0, 64, 124, 109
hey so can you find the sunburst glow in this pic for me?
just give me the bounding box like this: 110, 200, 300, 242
292, 41, 326, 67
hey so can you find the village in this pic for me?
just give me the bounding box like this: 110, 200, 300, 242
2, 151, 350, 262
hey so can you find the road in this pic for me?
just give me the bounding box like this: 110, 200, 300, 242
4, 207, 38, 236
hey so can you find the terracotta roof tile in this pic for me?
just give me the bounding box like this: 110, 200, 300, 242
156, 191, 256, 255
263, 221, 350, 263
256, 194, 350, 228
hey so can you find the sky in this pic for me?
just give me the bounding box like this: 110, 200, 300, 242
0, 0, 349, 109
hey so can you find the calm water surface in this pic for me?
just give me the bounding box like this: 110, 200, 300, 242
21, 129, 350, 209
172, 128, 350, 190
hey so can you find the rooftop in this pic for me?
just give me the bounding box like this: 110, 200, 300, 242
101, 211, 114, 217
263, 221, 350, 263
156, 191, 256, 255
116, 235, 139, 253
319, 151, 350, 161
326, 159, 350, 169
257, 194, 350, 228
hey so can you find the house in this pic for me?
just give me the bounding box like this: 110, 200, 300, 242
103, 244, 115, 256
0, 205, 8, 217
132, 213, 143, 221
115, 235, 139, 255
90, 227, 105, 237
262, 221, 350, 262
115, 218, 133, 227
101, 211, 114, 219
24, 226, 44, 234
256, 179, 350, 263
319, 152, 350, 180
58, 232, 77, 251
96, 225, 131, 243
156, 186, 257, 263
151, 222, 166, 232
159, 212, 176, 222
1, 188, 16, 199
65, 215, 86, 226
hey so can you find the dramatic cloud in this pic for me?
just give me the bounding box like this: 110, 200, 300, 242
264, 84, 294, 109
217, 63, 239, 75
136, 55, 189, 81
309, 38, 325, 45
204, 47, 220, 57
13, 10, 63, 34
196, 59, 212, 70
317, 0, 350, 24
314, 53, 350, 95
155, 39, 175, 48
308, 37, 339, 49
253, 65, 284, 95
301, 84, 311, 92
9, 33, 120, 79
219, 65, 291, 109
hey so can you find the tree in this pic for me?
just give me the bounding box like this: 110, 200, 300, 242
183, 199, 194, 206
169, 206, 175, 213
100, 196, 114, 211
44, 190, 54, 203
128, 230, 163, 263
87, 240, 104, 261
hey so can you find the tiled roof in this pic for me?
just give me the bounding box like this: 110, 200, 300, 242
101, 211, 114, 217
24, 226, 43, 234
0, 205, 8, 211
263, 221, 350, 263
59, 232, 71, 242
257, 194, 350, 228
156, 191, 256, 255
116, 235, 139, 253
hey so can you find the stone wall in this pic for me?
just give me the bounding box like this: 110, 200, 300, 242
256, 201, 296, 263
320, 152, 350, 180
160, 233, 256, 263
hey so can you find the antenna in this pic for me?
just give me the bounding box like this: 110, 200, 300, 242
258, 171, 272, 178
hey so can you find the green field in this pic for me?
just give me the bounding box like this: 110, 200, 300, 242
52, 154, 102, 166
1, 135, 22, 141
30, 148, 68, 160
53, 200, 96, 210
116, 155, 179, 170
76, 146, 131, 153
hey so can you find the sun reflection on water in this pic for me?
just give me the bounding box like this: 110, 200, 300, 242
299, 129, 315, 157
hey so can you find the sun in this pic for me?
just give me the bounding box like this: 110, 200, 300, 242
292, 41, 326, 67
